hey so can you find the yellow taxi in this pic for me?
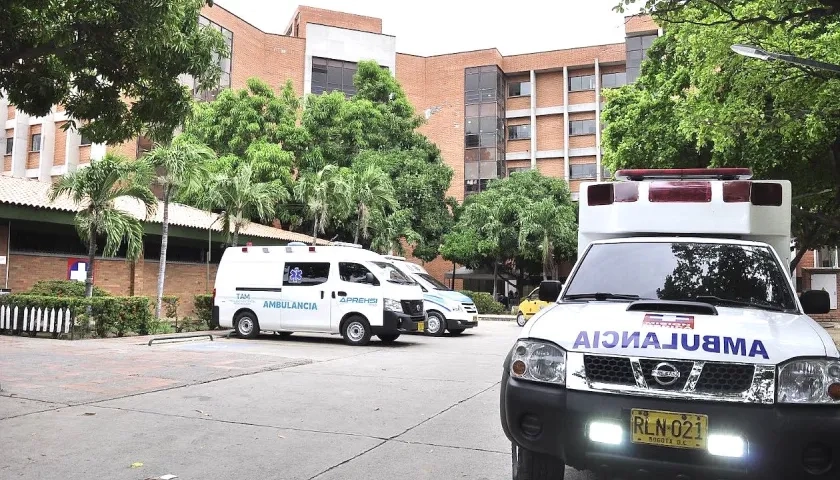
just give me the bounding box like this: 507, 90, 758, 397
515, 287, 551, 326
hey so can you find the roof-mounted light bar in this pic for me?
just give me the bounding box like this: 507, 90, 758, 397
615, 168, 752, 181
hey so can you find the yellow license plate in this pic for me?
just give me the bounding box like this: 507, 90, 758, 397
416, 321, 424, 332
631, 409, 708, 450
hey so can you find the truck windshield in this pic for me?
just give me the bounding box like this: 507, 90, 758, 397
562, 242, 798, 313
417, 273, 451, 291
371, 261, 416, 285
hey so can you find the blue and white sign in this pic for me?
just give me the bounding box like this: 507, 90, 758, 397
67, 259, 90, 282
289, 267, 303, 284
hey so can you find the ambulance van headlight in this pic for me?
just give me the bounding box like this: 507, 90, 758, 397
778, 359, 840, 404
383, 298, 403, 313
510, 340, 566, 385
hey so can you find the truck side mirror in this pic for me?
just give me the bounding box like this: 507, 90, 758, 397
800, 290, 830, 315
538, 281, 562, 302
364, 272, 377, 285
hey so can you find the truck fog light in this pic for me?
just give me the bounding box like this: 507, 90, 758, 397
512, 360, 527, 376
828, 383, 840, 400
588, 422, 622, 445
708, 434, 745, 458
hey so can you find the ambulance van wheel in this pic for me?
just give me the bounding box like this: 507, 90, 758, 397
234, 311, 259, 339
377, 334, 400, 344
512, 443, 565, 480
516, 313, 527, 327
342, 316, 372, 346
425, 312, 447, 337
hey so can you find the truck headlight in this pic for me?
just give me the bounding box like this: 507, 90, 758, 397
383, 298, 403, 313
451, 303, 463, 312
778, 359, 840, 404
510, 339, 566, 385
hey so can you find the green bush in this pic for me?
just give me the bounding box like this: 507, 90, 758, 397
459, 290, 507, 315
25, 280, 110, 297
0, 294, 152, 338
194, 294, 215, 329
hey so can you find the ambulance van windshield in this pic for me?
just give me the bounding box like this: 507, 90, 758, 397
371, 261, 416, 285
417, 273, 451, 291
563, 240, 798, 313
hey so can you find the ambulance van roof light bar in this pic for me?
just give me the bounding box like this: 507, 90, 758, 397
615, 168, 752, 181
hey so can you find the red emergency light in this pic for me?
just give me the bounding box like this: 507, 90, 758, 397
649, 181, 711, 203
587, 182, 639, 206
723, 181, 783, 206
615, 167, 752, 181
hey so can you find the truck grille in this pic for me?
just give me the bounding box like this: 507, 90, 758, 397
582, 355, 761, 396
462, 303, 478, 314
401, 300, 424, 315
695, 363, 755, 394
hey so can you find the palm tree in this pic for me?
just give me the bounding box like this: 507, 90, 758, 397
518, 198, 575, 280
370, 209, 420, 256
294, 164, 351, 244
49, 154, 157, 298
201, 163, 287, 246
349, 164, 398, 244
144, 136, 215, 320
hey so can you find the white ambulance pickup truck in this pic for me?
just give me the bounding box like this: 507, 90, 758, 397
212, 243, 426, 346
500, 168, 839, 480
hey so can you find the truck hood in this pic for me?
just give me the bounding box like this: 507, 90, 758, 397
384, 282, 424, 302
426, 290, 473, 304
523, 302, 838, 364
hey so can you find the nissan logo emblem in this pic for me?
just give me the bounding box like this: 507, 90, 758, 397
650, 362, 680, 386
415, 304, 421, 312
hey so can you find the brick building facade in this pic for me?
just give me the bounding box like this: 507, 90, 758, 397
1, 4, 836, 318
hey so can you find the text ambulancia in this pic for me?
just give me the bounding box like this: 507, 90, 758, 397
499, 168, 840, 480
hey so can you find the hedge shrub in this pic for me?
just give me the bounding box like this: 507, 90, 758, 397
194, 294, 214, 329
0, 294, 152, 338
25, 280, 110, 297
459, 290, 507, 315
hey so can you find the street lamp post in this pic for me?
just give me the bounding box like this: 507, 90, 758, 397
731, 44, 840, 73
206, 211, 225, 292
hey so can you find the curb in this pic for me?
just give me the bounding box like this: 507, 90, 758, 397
477, 315, 516, 322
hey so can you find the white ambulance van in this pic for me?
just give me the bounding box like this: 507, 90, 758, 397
212, 243, 426, 346
500, 168, 839, 480
384, 255, 479, 336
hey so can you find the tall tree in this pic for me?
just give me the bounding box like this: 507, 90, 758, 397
518, 198, 577, 280
200, 163, 287, 246
601, 0, 840, 270
144, 136, 215, 319
1, 0, 228, 143
346, 164, 399, 244
369, 209, 420, 256
294, 165, 351, 244
49, 154, 157, 297
615, 0, 840, 28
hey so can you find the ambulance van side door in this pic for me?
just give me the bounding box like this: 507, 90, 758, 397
277, 261, 332, 332
333, 262, 381, 332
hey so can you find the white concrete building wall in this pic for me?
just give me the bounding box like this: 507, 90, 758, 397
303, 23, 397, 95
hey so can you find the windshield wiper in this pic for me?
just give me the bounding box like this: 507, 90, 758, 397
564, 293, 641, 301
693, 295, 787, 312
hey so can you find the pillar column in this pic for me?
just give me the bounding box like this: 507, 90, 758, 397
529, 69, 537, 170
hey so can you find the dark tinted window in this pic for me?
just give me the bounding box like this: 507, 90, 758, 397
339, 262, 377, 284
418, 273, 450, 290
311, 57, 357, 97
563, 242, 797, 312
602, 72, 627, 89
508, 81, 531, 97
5, 138, 12, 155
30, 134, 41, 152
626, 33, 658, 83
508, 124, 531, 140
569, 75, 596, 91
570, 119, 597, 136
283, 262, 330, 287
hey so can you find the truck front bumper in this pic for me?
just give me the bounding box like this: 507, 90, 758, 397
500, 369, 840, 479
446, 316, 478, 330
373, 311, 423, 335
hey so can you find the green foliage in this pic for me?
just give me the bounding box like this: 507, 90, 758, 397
614, 0, 840, 28
441, 170, 577, 279
601, 0, 840, 268
1, 0, 228, 143
294, 164, 352, 242
0, 295, 152, 338
25, 280, 110, 298
459, 290, 507, 315
194, 294, 215, 329
346, 163, 400, 244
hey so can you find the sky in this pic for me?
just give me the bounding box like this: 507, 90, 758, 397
214, 0, 643, 57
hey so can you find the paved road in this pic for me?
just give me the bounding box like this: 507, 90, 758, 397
0, 322, 598, 480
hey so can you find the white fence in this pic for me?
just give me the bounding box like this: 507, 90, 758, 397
0, 306, 73, 335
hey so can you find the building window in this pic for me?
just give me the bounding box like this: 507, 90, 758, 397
30, 134, 41, 152
508, 167, 529, 176
464, 65, 506, 196
311, 57, 358, 97
5, 138, 13, 155
569, 75, 596, 92
570, 119, 597, 136
194, 15, 233, 102
508, 124, 531, 140
626, 33, 658, 83
79, 134, 91, 146
816, 246, 839, 268
570, 163, 610, 179
508, 81, 531, 97
601, 72, 627, 89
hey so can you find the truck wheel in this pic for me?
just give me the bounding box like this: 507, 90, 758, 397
449, 328, 465, 336
234, 311, 259, 339
512, 443, 565, 480
425, 312, 447, 337
377, 334, 400, 344
516, 313, 527, 327
342, 316, 372, 346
